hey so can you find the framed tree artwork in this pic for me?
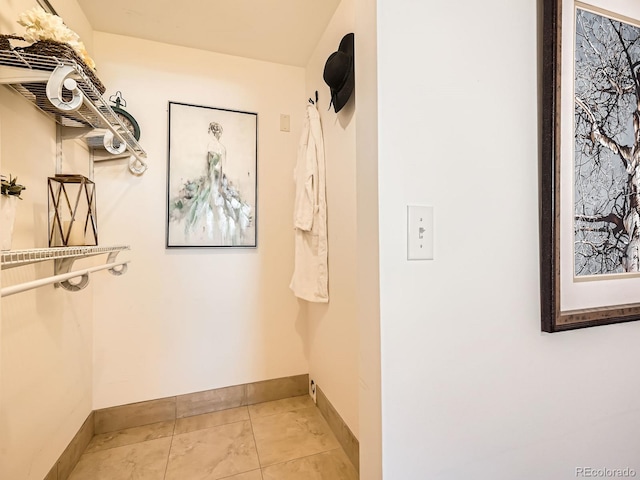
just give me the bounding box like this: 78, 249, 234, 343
166, 102, 257, 248
541, 0, 640, 331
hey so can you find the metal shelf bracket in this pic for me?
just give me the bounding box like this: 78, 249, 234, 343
1, 246, 130, 296
0, 49, 148, 175
47, 63, 83, 112
53, 247, 127, 291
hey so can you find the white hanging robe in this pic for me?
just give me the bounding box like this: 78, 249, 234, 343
290, 103, 329, 302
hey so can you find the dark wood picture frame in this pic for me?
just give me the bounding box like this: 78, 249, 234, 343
541, 0, 640, 332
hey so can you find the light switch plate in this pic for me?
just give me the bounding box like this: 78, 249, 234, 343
407, 205, 434, 260
280, 114, 290, 132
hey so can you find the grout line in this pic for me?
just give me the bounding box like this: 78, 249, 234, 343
163, 404, 177, 480
171, 410, 178, 437
261, 447, 345, 470
173, 395, 177, 424
215, 469, 263, 480
162, 429, 176, 480
248, 410, 264, 469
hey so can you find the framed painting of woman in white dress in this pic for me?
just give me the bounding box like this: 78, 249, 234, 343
167, 102, 257, 248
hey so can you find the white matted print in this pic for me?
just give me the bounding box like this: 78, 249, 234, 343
167, 102, 257, 247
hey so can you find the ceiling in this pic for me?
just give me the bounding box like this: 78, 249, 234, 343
74, 0, 341, 67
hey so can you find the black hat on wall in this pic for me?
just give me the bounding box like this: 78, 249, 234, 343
323, 33, 355, 113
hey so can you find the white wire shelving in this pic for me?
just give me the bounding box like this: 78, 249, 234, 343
1, 245, 130, 296
0, 47, 147, 175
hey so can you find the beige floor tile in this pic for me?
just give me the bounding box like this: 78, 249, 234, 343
165, 420, 260, 480
175, 406, 249, 435
251, 406, 340, 467
67, 437, 171, 480
221, 470, 263, 480
262, 449, 358, 480
85, 420, 175, 453
248, 395, 315, 420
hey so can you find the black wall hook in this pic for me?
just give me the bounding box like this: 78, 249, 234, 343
308, 90, 319, 105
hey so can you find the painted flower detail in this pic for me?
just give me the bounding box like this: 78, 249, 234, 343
17, 6, 96, 70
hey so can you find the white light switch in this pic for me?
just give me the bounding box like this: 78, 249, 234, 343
280, 114, 290, 132
407, 205, 434, 260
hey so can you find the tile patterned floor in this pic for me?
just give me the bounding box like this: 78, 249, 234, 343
68, 395, 358, 480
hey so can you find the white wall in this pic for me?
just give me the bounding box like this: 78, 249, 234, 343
0, 2, 95, 479
304, 0, 359, 437
46, 0, 93, 53
90, 33, 309, 407
377, 0, 640, 478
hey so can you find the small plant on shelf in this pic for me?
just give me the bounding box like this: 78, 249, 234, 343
1, 175, 26, 199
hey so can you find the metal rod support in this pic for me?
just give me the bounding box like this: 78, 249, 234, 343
79, 95, 148, 174
1, 261, 130, 297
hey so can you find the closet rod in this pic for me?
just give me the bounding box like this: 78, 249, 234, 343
1, 260, 130, 298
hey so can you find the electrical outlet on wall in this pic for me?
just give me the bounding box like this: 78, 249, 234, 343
310, 379, 317, 403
